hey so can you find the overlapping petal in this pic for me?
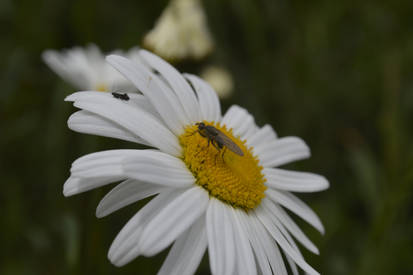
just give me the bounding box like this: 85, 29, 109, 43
64, 149, 193, 196
96, 179, 168, 218
64, 149, 137, 196
158, 217, 207, 275
206, 199, 236, 275
43, 48, 94, 89
246, 124, 277, 148
221, 105, 258, 141
230, 208, 257, 275
109, 190, 182, 266
262, 198, 319, 254
265, 189, 325, 234
250, 215, 288, 275
255, 206, 319, 275
254, 137, 310, 167
68, 110, 150, 145
138, 186, 209, 256
235, 210, 272, 275
264, 168, 329, 192
139, 50, 201, 123
43, 45, 139, 92
106, 55, 189, 135
184, 74, 221, 122
121, 150, 195, 188
66, 91, 181, 156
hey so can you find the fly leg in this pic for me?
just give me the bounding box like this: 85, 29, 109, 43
211, 139, 221, 152
209, 140, 222, 165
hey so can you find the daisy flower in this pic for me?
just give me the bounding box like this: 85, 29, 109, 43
143, 0, 214, 61
64, 49, 329, 275
42, 44, 140, 93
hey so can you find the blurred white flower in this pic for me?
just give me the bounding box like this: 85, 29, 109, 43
64, 50, 328, 275
42, 44, 140, 93
201, 65, 234, 99
143, 0, 214, 61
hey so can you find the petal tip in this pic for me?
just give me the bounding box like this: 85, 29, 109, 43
63, 186, 75, 197
64, 94, 75, 102
95, 207, 105, 219
322, 177, 330, 190
63, 178, 81, 197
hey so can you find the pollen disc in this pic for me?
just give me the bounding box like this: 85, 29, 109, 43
95, 83, 107, 92
180, 121, 266, 211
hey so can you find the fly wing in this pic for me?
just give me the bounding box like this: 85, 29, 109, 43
215, 129, 244, 156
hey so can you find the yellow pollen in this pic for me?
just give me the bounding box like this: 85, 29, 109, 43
95, 83, 107, 92
179, 121, 266, 211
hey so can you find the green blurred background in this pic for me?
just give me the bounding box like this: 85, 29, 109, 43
2, 0, 413, 274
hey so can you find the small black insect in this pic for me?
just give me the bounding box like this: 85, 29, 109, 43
112, 92, 130, 101
152, 69, 160, 75
196, 122, 244, 156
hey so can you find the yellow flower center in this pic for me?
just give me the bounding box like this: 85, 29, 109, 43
179, 121, 266, 211
95, 83, 107, 92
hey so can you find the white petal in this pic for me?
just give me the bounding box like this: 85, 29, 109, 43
65, 149, 190, 196
70, 149, 141, 178
262, 198, 319, 254
265, 189, 325, 234
206, 201, 218, 275
64, 176, 122, 197
127, 93, 162, 118
206, 199, 236, 275
266, 214, 303, 275
254, 137, 310, 167
96, 179, 168, 218
230, 208, 257, 275
106, 55, 188, 135
184, 74, 221, 122
68, 110, 151, 146
68, 92, 163, 146
221, 105, 258, 141
286, 256, 299, 275
66, 91, 181, 156
255, 206, 319, 275
246, 124, 278, 148
64, 150, 139, 196
235, 210, 272, 275
264, 168, 329, 193
109, 190, 181, 266
122, 150, 195, 188
262, 207, 302, 275
139, 50, 201, 123
138, 186, 209, 256
71, 149, 133, 166
250, 215, 288, 275
158, 216, 207, 275
42, 49, 92, 90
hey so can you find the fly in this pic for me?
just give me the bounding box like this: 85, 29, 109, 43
112, 92, 130, 101
196, 122, 244, 156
